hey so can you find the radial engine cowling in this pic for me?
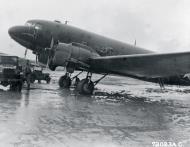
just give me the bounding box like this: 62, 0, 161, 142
50, 42, 100, 69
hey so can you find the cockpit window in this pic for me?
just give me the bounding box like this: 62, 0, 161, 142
25, 22, 35, 27
25, 22, 42, 30
34, 24, 42, 30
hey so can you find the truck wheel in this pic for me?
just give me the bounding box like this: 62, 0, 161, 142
30, 76, 35, 83
10, 82, 17, 91
46, 77, 51, 84
10, 84, 14, 91
59, 75, 71, 88
10, 82, 22, 92
1, 81, 9, 87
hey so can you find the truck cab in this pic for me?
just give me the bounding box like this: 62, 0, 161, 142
0, 56, 23, 91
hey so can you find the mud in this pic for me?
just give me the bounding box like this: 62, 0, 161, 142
0, 71, 189, 147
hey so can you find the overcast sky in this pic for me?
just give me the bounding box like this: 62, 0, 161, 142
1, 0, 190, 59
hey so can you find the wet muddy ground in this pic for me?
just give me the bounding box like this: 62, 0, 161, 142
0, 71, 190, 147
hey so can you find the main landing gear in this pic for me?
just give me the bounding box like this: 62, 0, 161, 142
76, 72, 94, 95
58, 71, 107, 95
58, 73, 72, 88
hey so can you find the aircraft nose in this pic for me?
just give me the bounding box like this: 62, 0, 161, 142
8, 26, 26, 38
8, 25, 36, 49
8, 26, 15, 37
8, 25, 36, 42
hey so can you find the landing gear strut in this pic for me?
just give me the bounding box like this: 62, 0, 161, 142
58, 63, 76, 88
71, 71, 83, 87
58, 68, 108, 95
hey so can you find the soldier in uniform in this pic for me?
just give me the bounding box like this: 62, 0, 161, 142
24, 60, 32, 90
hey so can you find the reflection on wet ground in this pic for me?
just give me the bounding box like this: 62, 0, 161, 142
0, 71, 190, 147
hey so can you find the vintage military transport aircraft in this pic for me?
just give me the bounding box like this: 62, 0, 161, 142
8, 19, 190, 94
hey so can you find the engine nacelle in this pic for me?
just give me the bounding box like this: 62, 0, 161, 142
50, 42, 100, 69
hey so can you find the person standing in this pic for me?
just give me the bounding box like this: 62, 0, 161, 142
24, 60, 32, 90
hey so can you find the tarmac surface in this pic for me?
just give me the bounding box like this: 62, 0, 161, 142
0, 71, 190, 147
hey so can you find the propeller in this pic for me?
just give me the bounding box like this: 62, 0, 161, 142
36, 53, 38, 64
24, 48, 28, 58
45, 36, 57, 70
134, 39, 136, 46
50, 36, 54, 48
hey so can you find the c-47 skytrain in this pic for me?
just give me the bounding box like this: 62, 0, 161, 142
8, 19, 190, 94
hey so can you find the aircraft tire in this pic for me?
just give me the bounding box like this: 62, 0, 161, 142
59, 75, 71, 88
76, 79, 94, 95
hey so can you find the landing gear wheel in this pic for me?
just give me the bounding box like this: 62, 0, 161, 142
59, 75, 71, 88
76, 79, 94, 95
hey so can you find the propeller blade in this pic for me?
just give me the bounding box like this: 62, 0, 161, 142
46, 37, 55, 69
46, 57, 50, 69
45, 36, 58, 70
24, 48, 28, 58
50, 37, 54, 48
36, 54, 38, 64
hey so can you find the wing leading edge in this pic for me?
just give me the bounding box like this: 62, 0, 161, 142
90, 52, 190, 79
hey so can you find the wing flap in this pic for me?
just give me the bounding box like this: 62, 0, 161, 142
90, 52, 190, 78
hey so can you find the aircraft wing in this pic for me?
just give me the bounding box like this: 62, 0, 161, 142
90, 52, 190, 78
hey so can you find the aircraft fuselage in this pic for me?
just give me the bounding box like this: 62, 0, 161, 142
9, 19, 153, 58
